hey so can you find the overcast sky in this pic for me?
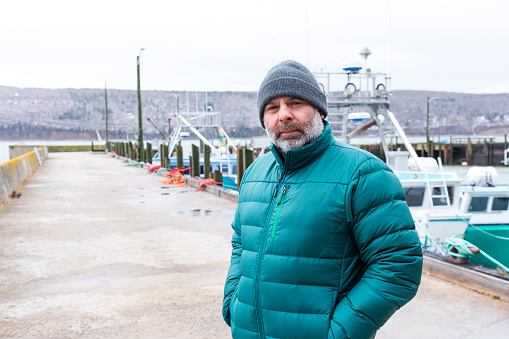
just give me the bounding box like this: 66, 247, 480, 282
2, 0, 508, 94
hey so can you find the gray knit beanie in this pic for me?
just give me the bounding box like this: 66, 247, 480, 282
257, 60, 328, 128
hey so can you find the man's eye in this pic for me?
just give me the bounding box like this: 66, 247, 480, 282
289, 101, 302, 106
266, 106, 277, 111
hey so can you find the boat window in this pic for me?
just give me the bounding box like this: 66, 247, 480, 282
492, 197, 509, 211
404, 187, 425, 207
431, 186, 454, 206
468, 196, 489, 212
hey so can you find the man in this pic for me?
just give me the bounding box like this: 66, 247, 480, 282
223, 60, 423, 339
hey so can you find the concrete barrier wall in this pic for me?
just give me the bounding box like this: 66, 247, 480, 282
0, 147, 48, 204
9, 145, 47, 159
48, 145, 105, 152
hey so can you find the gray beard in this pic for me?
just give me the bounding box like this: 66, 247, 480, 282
266, 112, 324, 156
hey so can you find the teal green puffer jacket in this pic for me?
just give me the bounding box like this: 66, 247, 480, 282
223, 123, 423, 339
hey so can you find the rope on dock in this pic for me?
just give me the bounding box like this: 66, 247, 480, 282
195, 179, 223, 191
159, 167, 191, 186
444, 236, 509, 273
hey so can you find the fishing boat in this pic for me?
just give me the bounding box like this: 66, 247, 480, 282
150, 108, 239, 190
313, 50, 509, 274
457, 166, 509, 269
313, 50, 472, 255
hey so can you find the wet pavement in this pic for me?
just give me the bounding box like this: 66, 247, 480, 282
1, 152, 508, 338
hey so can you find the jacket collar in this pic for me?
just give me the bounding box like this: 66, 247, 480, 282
270, 121, 334, 173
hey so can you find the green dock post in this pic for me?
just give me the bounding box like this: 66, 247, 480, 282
243, 148, 254, 172
159, 144, 164, 168
159, 144, 163, 168
177, 145, 183, 169
91, 142, 94, 152
146, 143, 152, 164
378, 143, 385, 162
237, 146, 245, 191
213, 170, 222, 184
204, 145, 211, 179
163, 145, 169, 169
192, 144, 200, 178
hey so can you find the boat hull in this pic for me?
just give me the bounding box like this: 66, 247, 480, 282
464, 225, 509, 269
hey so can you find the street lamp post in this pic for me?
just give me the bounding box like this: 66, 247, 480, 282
426, 96, 440, 157
137, 48, 145, 162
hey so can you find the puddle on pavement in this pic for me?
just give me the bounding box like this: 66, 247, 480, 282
160, 188, 191, 195
177, 209, 235, 217
24, 184, 47, 188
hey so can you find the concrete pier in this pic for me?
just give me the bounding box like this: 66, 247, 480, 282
1, 152, 509, 338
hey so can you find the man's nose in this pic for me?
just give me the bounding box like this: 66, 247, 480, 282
278, 104, 293, 122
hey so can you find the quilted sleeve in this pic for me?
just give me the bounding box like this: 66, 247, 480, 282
329, 158, 423, 339
222, 209, 242, 326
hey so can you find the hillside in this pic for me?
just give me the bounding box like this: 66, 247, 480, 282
0, 85, 508, 140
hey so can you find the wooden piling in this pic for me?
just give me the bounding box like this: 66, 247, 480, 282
146, 143, 152, 164
176, 145, 183, 169
467, 138, 472, 165
243, 148, 254, 172
128, 142, 133, 160
443, 143, 449, 165
448, 136, 453, 165
192, 144, 200, 178
237, 146, 245, 191
213, 170, 222, 184
204, 145, 211, 179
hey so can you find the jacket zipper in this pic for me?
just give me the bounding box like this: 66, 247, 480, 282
271, 186, 288, 238
273, 173, 283, 197
255, 172, 284, 338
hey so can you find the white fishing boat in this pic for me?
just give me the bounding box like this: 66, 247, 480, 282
456, 166, 509, 269
314, 49, 471, 255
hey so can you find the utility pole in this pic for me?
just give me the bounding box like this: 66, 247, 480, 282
104, 82, 108, 152
137, 48, 145, 162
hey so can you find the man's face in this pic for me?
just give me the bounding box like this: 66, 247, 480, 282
263, 96, 324, 154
